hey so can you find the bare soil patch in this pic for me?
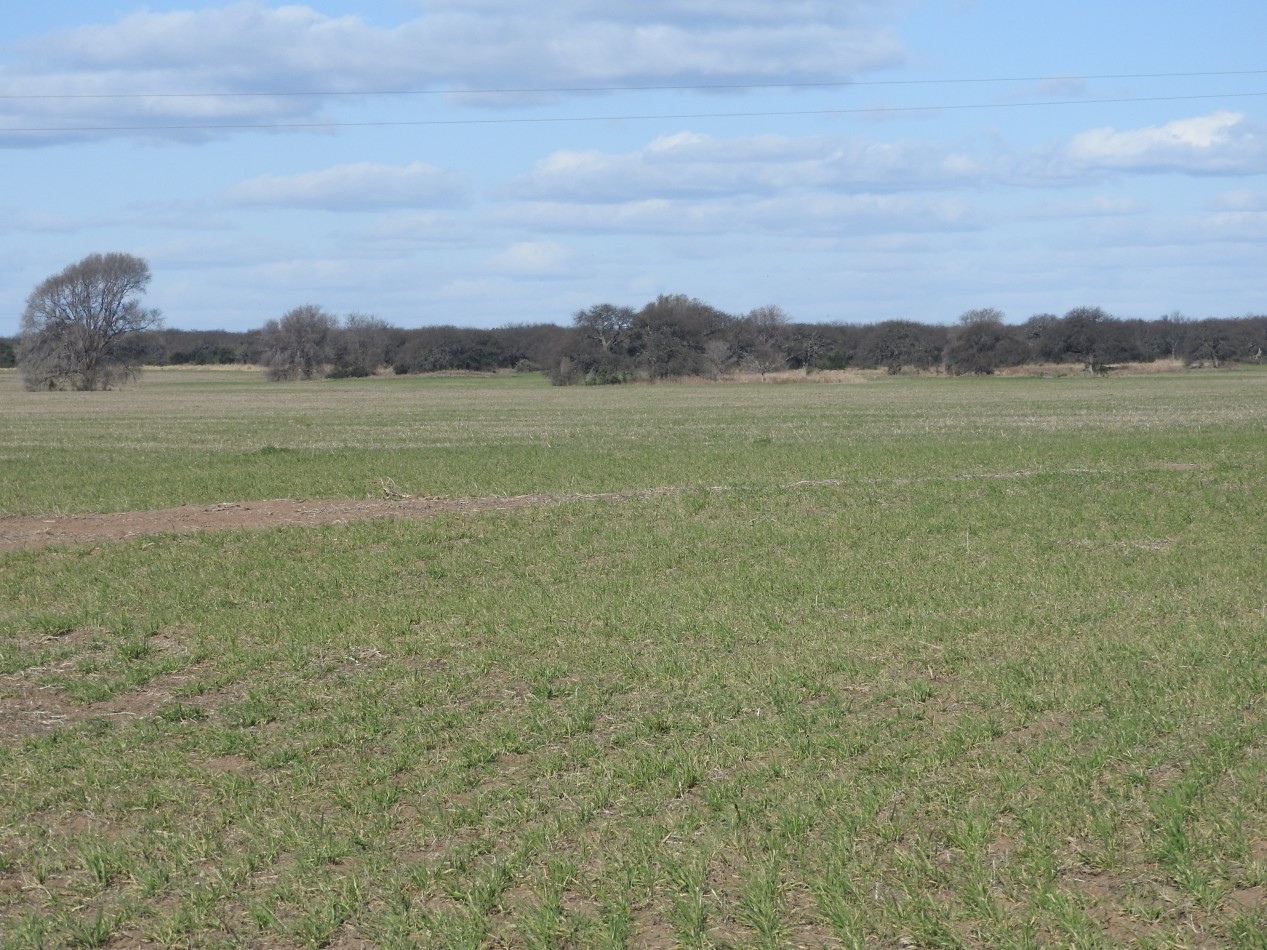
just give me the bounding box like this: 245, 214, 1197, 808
994, 715, 1068, 751
1228, 885, 1266, 911
0, 661, 236, 740
0, 491, 670, 553
0, 462, 1212, 554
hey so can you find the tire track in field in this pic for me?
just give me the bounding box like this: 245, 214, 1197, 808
0, 464, 1205, 552
0, 488, 687, 552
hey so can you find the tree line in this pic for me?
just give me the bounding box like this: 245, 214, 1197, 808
93, 297, 1267, 384
8, 254, 1265, 390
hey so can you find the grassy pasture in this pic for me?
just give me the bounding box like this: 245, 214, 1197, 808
1, 367, 1266, 948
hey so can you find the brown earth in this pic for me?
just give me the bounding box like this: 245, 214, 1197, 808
0, 489, 686, 553
0, 464, 1206, 554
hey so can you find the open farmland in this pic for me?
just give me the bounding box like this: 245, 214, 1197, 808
1, 367, 1265, 948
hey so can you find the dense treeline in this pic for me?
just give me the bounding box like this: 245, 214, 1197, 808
554, 298, 1266, 382
6, 297, 1264, 384
12, 252, 1261, 390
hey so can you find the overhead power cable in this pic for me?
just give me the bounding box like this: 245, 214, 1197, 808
2, 90, 1265, 135
1, 68, 1265, 100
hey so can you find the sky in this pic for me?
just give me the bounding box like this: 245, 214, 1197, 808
2, 1, 1266, 335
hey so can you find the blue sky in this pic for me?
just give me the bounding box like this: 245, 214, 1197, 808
2, 1, 1265, 334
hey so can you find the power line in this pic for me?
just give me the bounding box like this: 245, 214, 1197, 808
2, 90, 1265, 135
1, 69, 1265, 100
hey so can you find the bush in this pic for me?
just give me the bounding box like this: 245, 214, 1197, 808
326, 365, 371, 379
584, 366, 629, 385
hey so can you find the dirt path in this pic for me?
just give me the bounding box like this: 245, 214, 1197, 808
0, 489, 684, 553
1, 465, 1193, 553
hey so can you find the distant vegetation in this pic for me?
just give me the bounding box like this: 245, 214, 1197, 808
109, 297, 1263, 382
8, 254, 1265, 386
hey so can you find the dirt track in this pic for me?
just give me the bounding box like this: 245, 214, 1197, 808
0, 489, 682, 553
1, 467, 1173, 553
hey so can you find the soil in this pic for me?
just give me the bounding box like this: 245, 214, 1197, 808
0, 490, 679, 553
0, 667, 226, 739
1, 465, 1202, 554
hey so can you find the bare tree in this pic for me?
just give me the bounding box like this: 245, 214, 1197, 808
573, 303, 635, 355
1155, 311, 1191, 361
746, 304, 790, 344
18, 253, 161, 391
945, 308, 1027, 375
260, 305, 338, 380
859, 320, 946, 373
337, 312, 393, 375
743, 342, 786, 381
742, 305, 790, 378
957, 307, 1005, 326
703, 338, 736, 378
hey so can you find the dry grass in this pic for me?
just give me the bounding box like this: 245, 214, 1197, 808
993, 358, 1191, 377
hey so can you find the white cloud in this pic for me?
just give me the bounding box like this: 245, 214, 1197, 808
1024, 195, 1147, 220
150, 234, 300, 271
1211, 189, 1267, 212
226, 162, 470, 211
0, 2, 904, 143
1051, 205, 1267, 253
488, 240, 572, 275
341, 212, 480, 249
1064, 111, 1267, 173
507, 131, 995, 203
0, 207, 107, 234
497, 191, 982, 237
420, 0, 891, 22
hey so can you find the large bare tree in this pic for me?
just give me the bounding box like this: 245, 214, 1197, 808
18, 253, 161, 391
337, 312, 393, 375
260, 305, 338, 380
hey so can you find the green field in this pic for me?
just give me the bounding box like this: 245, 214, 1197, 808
1, 367, 1265, 948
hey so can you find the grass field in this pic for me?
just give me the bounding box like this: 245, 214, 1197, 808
1, 367, 1265, 948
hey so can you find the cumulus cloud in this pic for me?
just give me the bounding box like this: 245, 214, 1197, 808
1064, 111, 1267, 174
421, 0, 890, 23
497, 191, 983, 237
226, 162, 470, 211
487, 240, 572, 275
0, 1, 904, 142
506, 130, 994, 203
1078, 210, 1267, 250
